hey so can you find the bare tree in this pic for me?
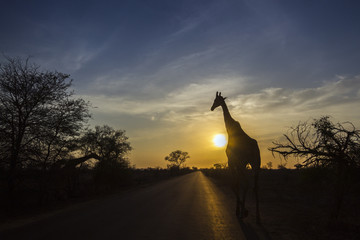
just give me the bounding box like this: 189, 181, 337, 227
269, 116, 360, 220
0, 57, 91, 201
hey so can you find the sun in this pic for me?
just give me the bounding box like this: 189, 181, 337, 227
213, 134, 227, 147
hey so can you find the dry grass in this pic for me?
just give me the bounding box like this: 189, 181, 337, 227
205, 168, 360, 240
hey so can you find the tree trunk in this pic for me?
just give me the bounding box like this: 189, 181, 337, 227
7, 150, 19, 210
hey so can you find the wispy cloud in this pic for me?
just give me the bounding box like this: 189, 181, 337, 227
81, 75, 248, 121
83, 75, 360, 126
169, 15, 204, 38
229, 75, 360, 117
81, 47, 228, 99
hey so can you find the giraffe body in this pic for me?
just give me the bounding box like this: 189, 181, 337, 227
211, 91, 261, 223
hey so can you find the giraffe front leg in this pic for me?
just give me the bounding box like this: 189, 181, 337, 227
240, 187, 248, 218
231, 173, 241, 217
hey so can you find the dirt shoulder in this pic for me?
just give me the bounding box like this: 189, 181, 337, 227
205, 169, 360, 240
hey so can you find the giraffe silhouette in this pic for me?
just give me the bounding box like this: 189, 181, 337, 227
211, 91, 261, 224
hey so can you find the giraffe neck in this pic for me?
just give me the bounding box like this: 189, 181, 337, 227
221, 102, 237, 131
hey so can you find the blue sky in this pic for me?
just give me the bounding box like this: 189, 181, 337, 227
1, 0, 360, 167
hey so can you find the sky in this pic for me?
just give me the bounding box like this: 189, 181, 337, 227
1, 0, 360, 168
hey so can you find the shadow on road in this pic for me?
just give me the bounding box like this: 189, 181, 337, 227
237, 219, 272, 240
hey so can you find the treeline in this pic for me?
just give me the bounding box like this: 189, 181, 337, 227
0, 57, 135, 211
0, 57, 191, 215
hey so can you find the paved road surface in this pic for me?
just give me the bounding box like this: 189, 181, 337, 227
1, 171, 247, 240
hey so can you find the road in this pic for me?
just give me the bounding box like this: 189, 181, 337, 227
1, 171, 248, 240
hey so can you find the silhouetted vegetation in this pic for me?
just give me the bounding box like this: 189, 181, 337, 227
269, 116, 360, 221
213, 162, 227, 169
264, 161, 273, 169
132, 167, 194, 185
164, 150, 190, 170
79, 125, 132, 187
202, 167, 229, 183
0, 57, 195, 220
0, 57, 92, 207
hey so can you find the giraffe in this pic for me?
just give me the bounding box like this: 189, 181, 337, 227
211, 91, 261, 224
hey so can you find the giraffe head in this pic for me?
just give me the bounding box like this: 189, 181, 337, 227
211, 91, 227, 111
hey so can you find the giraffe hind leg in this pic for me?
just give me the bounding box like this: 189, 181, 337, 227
236, 194, 240, 216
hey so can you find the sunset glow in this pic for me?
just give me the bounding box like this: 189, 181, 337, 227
213, 134, 227, 147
